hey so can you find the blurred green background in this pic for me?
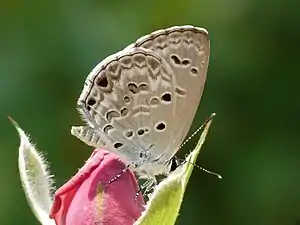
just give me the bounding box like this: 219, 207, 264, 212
1, 0, 300, 224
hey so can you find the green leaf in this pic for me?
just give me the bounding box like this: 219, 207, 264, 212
9, 117, 56, 225
135, 115, 218, 225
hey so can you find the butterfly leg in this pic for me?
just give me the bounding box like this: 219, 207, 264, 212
141, 176, 157, 197
134, 177, 144, 201
133, 176, 157, 202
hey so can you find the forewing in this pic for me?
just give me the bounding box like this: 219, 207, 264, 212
127, 25, 210, 160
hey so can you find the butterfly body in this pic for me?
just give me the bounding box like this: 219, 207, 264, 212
71, 25, 210, 180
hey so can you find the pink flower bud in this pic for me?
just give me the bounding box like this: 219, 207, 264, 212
49, 149, 144, 225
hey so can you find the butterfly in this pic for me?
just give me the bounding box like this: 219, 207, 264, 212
71, 25, 210, 186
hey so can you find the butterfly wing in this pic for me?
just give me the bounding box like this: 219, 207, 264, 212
72, 47, 177, 165
127, 25, 210, 161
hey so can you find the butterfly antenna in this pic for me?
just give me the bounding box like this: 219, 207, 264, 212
178, 113, 216, 151
175, 155, 222, 179
175, 113, 222, 179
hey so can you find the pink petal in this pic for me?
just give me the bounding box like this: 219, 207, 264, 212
50, 149, 144, 225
